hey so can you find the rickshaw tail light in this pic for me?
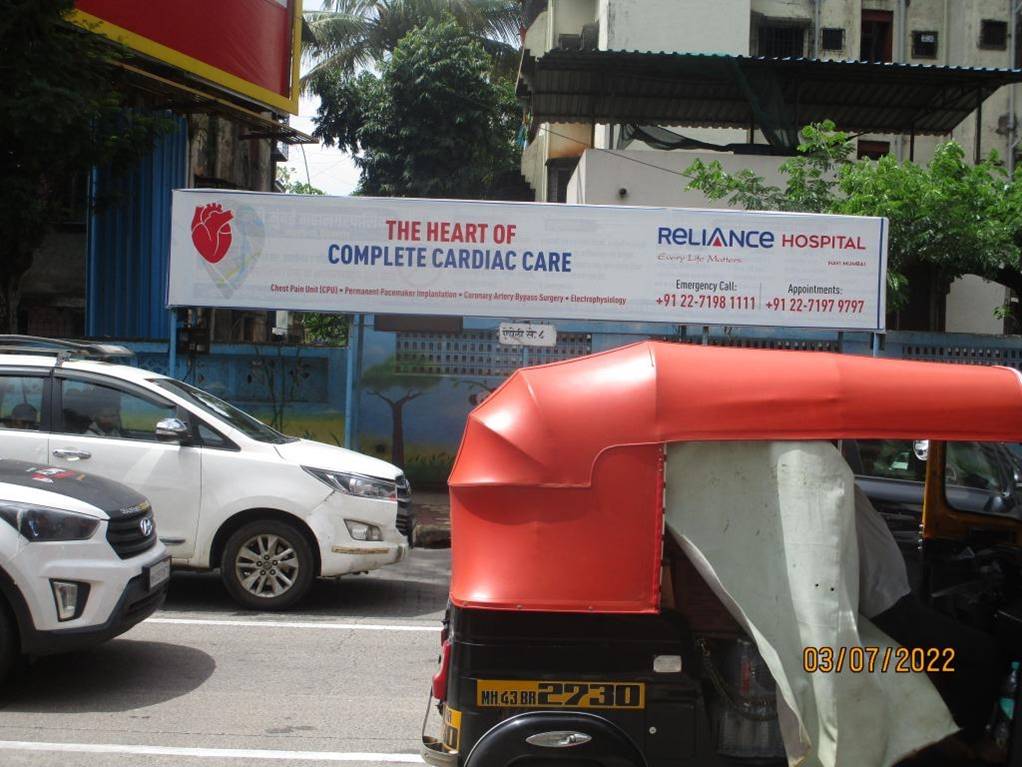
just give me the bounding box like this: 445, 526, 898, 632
432, 639, 452, 701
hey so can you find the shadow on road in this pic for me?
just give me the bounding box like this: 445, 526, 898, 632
0, 640, 215, 713
161, 549, 451, 620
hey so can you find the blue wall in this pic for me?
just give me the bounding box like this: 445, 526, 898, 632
120, 322, 1022, 486
87, 116, 188, 339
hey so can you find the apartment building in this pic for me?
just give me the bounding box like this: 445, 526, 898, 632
518, 0, 1022, 332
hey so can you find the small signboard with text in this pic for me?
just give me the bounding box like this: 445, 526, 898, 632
498, 323, 557, 347
169, 190, 889, 331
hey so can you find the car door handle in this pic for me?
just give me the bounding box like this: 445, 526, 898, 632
52, 448, 91, 461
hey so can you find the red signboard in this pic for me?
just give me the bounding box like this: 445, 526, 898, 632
71, 0, 301, 114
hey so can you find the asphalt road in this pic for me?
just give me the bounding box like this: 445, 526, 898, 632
0, 548, 451, 767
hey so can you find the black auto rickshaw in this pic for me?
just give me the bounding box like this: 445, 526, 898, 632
422, 342, 1022, 767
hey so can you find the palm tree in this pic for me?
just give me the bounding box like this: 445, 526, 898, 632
303, 0, 522, 85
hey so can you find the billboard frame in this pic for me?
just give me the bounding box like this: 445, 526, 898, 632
69, 1, 302, 115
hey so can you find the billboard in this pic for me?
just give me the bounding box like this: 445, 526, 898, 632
169, 190, 889, 332
70, 0, 301, 115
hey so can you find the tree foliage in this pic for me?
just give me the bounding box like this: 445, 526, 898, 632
276, 165, 326, 196
313, 17, 521, 199
303, 0, 521, 84
685, 122, 1022, 315
0, 1, 169, 331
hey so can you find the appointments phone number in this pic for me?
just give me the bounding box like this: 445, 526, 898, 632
658, 294, 867, 314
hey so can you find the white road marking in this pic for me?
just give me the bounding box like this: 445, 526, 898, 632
147, 617, 440, 632
0, 741, 424, 763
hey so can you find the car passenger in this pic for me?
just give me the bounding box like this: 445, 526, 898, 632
85, 393, 125, 437
7, 402, 38, 430
854, 485, 1004, 760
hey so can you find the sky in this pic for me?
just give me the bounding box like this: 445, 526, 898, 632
282, 0, 359, 196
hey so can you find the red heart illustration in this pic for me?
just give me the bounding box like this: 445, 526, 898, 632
191, 203, 234, 264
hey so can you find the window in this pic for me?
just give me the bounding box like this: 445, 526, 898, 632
757, 25, 806, 58
945, 442, 1021, 516
546, 157, 578, 203
980, 19, 1008, 50
197, 422, 232, 449
855, 440, 928, 483
857, 140, 891, 160
0, 376, 45, 431
861, 10, 893, 62
821, 27, 845, 51
912, 30, 939, 58
59, 380, 175, 441
151, 378, 295, 444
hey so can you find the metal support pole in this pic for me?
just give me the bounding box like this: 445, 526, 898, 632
871, 332, 881, 358
1009, 0, 1021, 176
343, 313, 363, 450
168, 309, 178, 378
975, 89, 984, 164
909, 128, 916, 162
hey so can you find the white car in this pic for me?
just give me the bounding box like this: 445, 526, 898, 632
0, 337, 410, 610
0, 458, 170, 681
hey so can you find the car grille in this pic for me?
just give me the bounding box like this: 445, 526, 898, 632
106, 502, 158, 560
397, 501, 413, 539
396, 475, 413, 540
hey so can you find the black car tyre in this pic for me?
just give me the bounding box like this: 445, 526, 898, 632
221, 520, 315, 611
0, 603, 16, 684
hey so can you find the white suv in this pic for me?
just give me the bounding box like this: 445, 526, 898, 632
0, 337, 410, 610
0, 458, 169, 680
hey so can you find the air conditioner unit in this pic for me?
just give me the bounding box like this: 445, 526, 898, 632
581, 22, 599, 50
558, 33, 582, 51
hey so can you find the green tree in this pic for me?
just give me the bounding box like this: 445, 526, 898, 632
314, 17, 521, 198
361, 355, 440, 467
276, 165, 326, 196
0, 1, 169, 332
685, 122, 1022, 319
303, 0, 521, 84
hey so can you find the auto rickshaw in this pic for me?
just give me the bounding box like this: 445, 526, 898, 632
421, 341, 1022, 767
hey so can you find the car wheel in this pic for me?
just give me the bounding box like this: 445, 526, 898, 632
0, 603, 17, 684
221, 520, 315, 611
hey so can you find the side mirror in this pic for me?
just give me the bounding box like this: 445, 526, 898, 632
912, 440, 930, 462
155, 417, 191, 444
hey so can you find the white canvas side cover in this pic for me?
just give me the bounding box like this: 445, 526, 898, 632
664, 441, 956, 766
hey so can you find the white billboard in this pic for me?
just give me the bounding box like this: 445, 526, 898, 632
169, 190, 888, 331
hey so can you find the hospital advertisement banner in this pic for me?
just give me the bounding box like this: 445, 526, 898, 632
168, 190, 889, 331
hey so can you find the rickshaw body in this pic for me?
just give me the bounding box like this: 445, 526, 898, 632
422, 341, 1022, 767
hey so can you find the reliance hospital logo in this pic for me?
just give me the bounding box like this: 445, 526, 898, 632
191, 202, 265, 297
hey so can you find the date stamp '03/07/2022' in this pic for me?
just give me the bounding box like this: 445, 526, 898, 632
803, 646, 956, 674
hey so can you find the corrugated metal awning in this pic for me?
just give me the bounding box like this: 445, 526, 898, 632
519, 51, 1022, 135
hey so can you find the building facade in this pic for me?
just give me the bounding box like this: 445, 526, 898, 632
519, 0, 1022, 333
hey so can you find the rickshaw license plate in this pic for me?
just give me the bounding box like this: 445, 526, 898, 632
476, 680, 645, 709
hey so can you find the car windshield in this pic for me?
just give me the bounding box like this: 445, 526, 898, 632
150, 378, 296, 444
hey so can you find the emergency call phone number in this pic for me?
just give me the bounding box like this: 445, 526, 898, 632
658, 295, 867, 314
803, 646, 955, 673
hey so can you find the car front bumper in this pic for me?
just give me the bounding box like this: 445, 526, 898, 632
306, 493, 409, 576
18, 566, 168, 656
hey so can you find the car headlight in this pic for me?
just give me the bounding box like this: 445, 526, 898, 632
303, 467, 397, 500
0, 502, 101, 542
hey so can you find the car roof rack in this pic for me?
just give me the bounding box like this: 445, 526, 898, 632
0, 335, 135, 365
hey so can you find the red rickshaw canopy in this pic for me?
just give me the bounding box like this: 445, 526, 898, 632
448, 341, 1022, 614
